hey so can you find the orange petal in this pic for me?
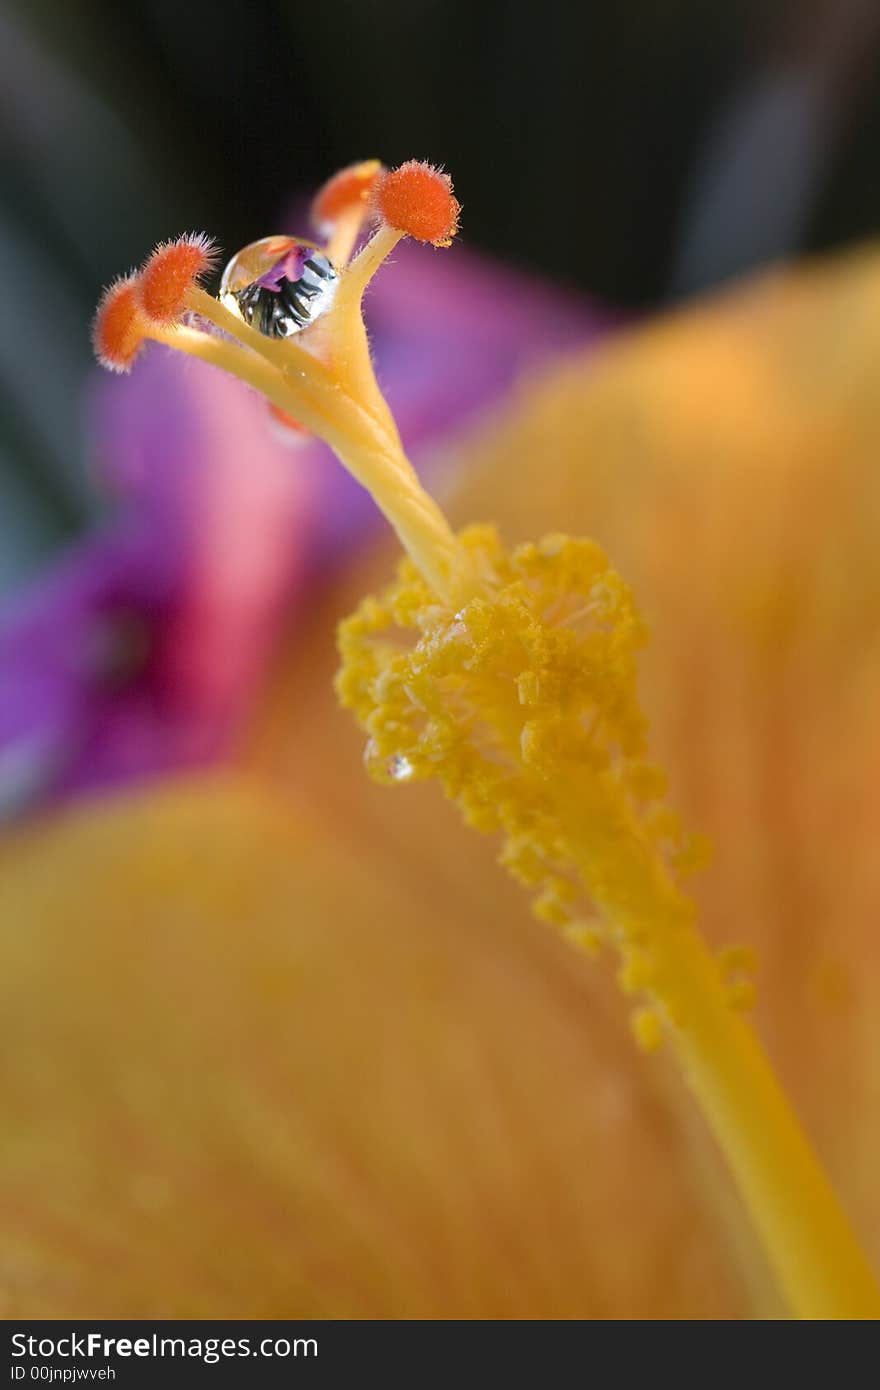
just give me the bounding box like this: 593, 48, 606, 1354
0, 773, 753, 1317
426, 245, 880, 1272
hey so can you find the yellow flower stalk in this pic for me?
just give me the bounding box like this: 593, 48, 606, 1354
94, 159, 880, 1318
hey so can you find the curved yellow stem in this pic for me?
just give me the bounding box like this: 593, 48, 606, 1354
555, 776, 880, 1319
659, 926, 880, 1318
325, 225, 405, 447
147, 322, 464, 604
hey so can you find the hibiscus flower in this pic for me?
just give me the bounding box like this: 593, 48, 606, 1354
1, 162, 877, 1319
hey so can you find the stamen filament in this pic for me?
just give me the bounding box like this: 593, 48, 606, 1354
190, 270, 402, 449
326, 225, 406, 448
670, 931, 880, 1319
184, 285, 336, 388
556, 777, 880, 1319
147, 321, 465, 603
337, 223, 403, 304
325, 432, 463, 602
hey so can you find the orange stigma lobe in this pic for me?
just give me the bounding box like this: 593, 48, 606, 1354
91, 275, 147, 373
375, 161, 460, 246
138, 233, 218, 323
312, 160, 383, 234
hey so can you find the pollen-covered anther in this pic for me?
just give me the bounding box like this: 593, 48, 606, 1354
91, 274, 148, 374
312, 160, 384, 235
138, 233, 219, 324
374, 161, 460, 247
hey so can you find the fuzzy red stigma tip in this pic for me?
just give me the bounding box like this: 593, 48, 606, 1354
91, 275, 147, 373
312, 160, 384, 235
374, 161, 460, 247
138, 233, 218, 324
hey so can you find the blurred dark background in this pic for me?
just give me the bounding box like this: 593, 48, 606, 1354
3, 0, 880, 592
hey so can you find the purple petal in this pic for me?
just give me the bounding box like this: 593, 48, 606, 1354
254, 244, 311, 291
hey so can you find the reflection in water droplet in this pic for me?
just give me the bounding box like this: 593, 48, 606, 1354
364, 741, 415, 783
220, 236, 338, 339
387, 754, 413, 781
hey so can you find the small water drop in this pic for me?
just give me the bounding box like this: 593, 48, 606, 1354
387, 754, 414, 782
220, 236, 339, 339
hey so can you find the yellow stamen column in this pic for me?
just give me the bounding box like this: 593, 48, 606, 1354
556, 779, 880, 1320
668, 937, 880, 1319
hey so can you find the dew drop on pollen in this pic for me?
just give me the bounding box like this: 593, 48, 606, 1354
364, 741, 415, 783
387, 754, 414, 782
220, 236, 339, 338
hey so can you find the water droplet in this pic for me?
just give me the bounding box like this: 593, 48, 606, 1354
387, 754, 414, 781
220, 236, 339, 338
364, 741, 415, 783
